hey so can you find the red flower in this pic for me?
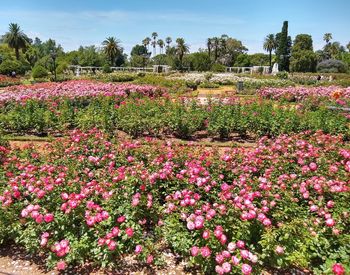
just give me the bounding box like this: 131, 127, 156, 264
332, 263, 345, 275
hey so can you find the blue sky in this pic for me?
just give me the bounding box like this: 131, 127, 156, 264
0, 0, 349, 54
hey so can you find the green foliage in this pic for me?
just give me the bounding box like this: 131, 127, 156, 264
198, 81, 220, 89
250, 53, 270, 66
133, 74, 187, 93
234, 54, 251, 67
189, 52, 212, 72
0, 59, 23, 75
0, 96, 349, 139
32, 65, 49, 79
276, 71, 289, 79
290, 50, 317, 72
276, 21, 292, 71
210, 63, 226, 72
102, 64, 112, 73
317, 59, 348, 73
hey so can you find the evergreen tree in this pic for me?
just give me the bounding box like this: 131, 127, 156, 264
276, 21, 291, 71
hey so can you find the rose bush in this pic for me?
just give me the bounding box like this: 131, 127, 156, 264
258, 86, 350, 101
0, 129, 349, 274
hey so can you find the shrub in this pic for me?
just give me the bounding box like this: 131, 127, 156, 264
198, 81, 220, 89
107, 73, 137, 82
102, 64, 112, 73
0, 59, 22, 75
317, 59, 348, 73
32, 65, 49, 79
276, 71, 289, 79
211, 63, 226, 73
56, 62, 69, 74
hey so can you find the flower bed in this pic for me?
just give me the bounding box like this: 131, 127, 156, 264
1, 96, 349, 139
258, 86, 350, 101
0, 80, 166, 103
0, 129, 349, 274
0, 75, 21, 88
168, 73, 294, 89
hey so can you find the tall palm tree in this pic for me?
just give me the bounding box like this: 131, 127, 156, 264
207, 38, 212, 58
157, 39, 164, 54
213, 37, 220, 62
102, 37, 122, 66
323, 33, 332, 44
151, 32, 158, 56
175, 38, 189, 67
3, 23, 31, 60
165, 37, 172, 52
263, 34, 277, 71
142, 37, 151, 52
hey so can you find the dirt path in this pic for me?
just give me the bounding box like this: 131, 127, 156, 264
0, 243, 190, 275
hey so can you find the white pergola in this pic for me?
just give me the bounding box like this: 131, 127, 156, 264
226, 66, 270, 74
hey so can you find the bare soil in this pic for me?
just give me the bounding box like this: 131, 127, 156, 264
0, 243, 191, 275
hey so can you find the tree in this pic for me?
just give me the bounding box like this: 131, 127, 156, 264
102, 37, 122, 66
25, 46, 40, 67
190, 52, 212, 71
222, 38, 248, 66
347, 42, 350, 52
142, 37, 151, 51
130, 44, 149, 67
3, 23, 31, 60
234, 54, 251, 67
151, 32, 158, 56
207, 38, 212, 58
213, 37, 220, 62
263, 34, 277, 71
323, 33, 333, 44
250, 53, 270, 66
290, 51, 317, 72
329, 42, 344, 59
293, 34, 313, 51
131, 44, 148, 56
157, 39, 164, 54
290, 34, 316, 72
165, 37, 172, 51
276, 21, 291, 71
175, 38, 189, 68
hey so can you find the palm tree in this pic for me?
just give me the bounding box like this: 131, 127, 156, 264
157, 39, 164, 54
323, 33, 332, 44
151, 32, 158, 56
3, 23, 31, 60
165, 37, 172, 52
142, 37, 151, 52
213, 37, 220, 62
207, 38, 212, 58
102, 37, 122, 66
263, 34, 277, 71
175, 38, 189, 67
329, 42, 341, 59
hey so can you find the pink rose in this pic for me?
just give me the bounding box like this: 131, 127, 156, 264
125, 227, 134, 237
146, 255, 154, 264
117, 215, 126, 223
241, 263, 252, 275
190, 246, 199, 257
222, 262, 231, 273
56, 260, 66, 270
201, 246, 211, 258
332, 263, 345, 275
326, 218, 335, 227
44, 213, 54, 223
275, 245, 284, 255
135, 245, 142, 254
